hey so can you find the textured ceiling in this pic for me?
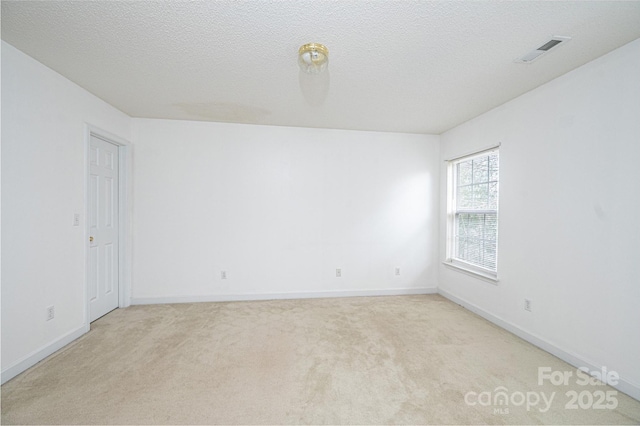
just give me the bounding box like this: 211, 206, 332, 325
2, 1, 640, 134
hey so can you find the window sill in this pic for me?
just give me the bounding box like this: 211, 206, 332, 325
442, 260, 499, 284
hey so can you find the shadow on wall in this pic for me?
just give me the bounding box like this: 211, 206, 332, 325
388, 172, 433, 237
353, 171, 434, 283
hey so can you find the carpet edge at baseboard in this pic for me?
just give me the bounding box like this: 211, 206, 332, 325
130, 287, 439, 305
1, 324, 89, 385
437, 288, 640, 402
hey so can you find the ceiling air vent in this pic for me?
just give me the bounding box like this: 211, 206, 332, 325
515, 36, 571, 64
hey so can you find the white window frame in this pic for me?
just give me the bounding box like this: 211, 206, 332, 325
444, 145, 500, 282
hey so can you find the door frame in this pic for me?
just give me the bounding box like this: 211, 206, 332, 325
84, 124, 132, 328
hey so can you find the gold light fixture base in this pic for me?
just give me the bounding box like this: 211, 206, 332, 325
298, 43, 329, 74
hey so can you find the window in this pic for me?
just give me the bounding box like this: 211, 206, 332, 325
446, 147, 499, 280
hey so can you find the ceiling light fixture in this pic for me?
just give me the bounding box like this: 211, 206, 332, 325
298, 43, 329, 74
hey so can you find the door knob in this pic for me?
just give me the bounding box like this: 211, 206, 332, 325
89, 236, 94, 242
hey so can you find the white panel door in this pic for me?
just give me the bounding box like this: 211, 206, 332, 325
89, 135, 119, 322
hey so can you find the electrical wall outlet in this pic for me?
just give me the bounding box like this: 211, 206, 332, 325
72, 213, 80, 226
336, 268, 342, 278
524, 299, 532, 312
221, 271, 227, 280
395, 267, 401, 276
46, 305, 55, 321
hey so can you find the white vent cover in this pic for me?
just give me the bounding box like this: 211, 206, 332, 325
515, 36, 572, 63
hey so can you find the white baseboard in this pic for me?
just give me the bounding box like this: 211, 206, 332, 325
1, 324, 89, 385
131, 287, 438, 305
438, 288, 640, 402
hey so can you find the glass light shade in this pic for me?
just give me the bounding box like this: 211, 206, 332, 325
298, 43, 329, 74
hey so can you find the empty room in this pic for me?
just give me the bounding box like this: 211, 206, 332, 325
1, 1, 639, 424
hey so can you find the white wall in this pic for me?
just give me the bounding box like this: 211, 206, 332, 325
131, 119, 440, 302
439, 39, 640, 397
1, 41, 131, 379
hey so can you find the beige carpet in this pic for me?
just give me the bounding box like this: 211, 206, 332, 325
2, 294, 639, 424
